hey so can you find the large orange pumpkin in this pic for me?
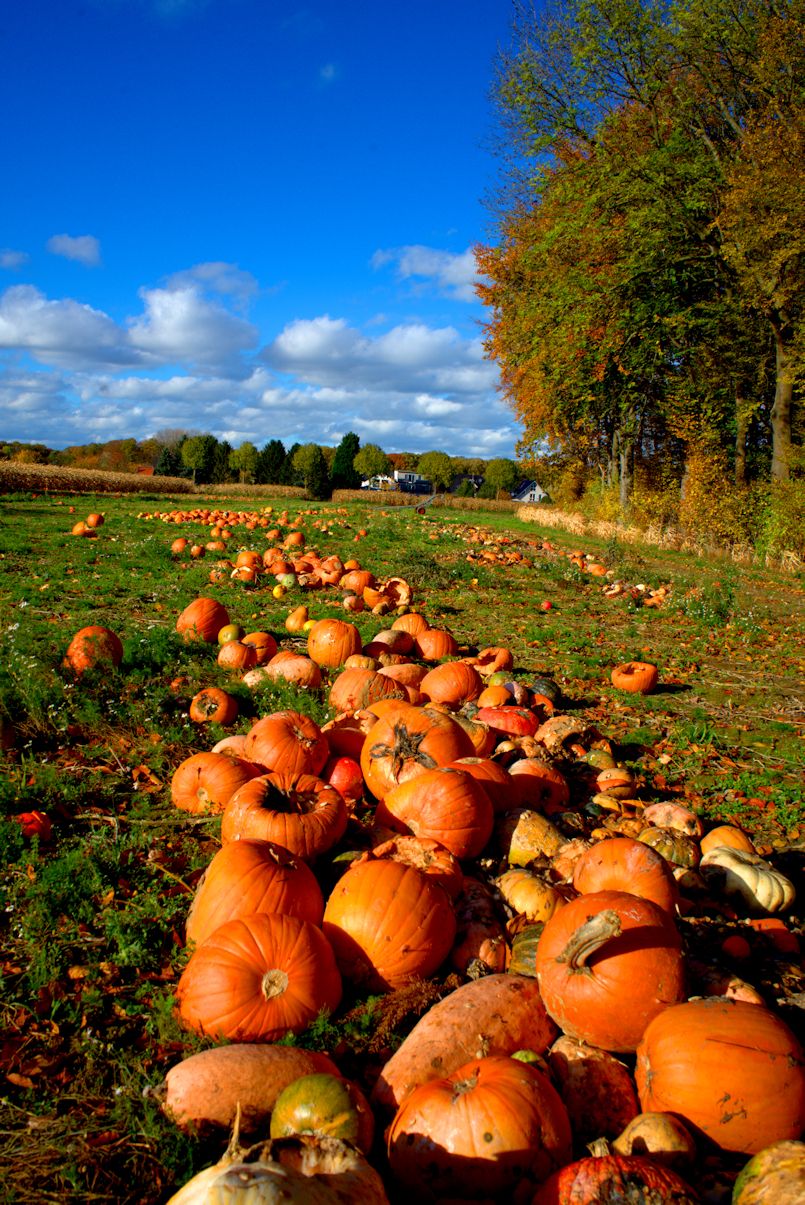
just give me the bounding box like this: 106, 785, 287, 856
635, 997, 805, 1154
176, 597, 230, 643
323, 858, 456, 991
414, 627, 459, 661
448, 757, 515, 812
508, 758, 570, 813
360, 703, 474, 801
306, 618, 362, 668
536, 890, 686, 1052
176, 912, 342, 1042
387, 1055, 572, 1200
221, 772, 347, 861
419, 660, 483, 706
328, 667, 406, 713
185, 839, 324, 947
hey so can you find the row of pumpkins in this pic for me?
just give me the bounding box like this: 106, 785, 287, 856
130, 593, 805, 1203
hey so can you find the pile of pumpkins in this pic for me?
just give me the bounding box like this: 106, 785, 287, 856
147, 596, 804, 1202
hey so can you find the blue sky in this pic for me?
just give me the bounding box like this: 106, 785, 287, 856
0, 0, 526, 458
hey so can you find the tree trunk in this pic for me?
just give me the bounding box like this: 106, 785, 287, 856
619, 437, 633, 514
609, 429, 620, 490
734, 396, 749, 487
770, 320, 793, 482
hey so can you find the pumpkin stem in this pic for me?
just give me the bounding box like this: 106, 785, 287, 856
369, 722, 437, 778
555, 909, 622, 972
261, 969, 289, 1000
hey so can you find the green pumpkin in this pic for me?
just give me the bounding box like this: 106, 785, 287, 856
732, 1139, 805, 1203
269, 1073, 374, 1153
508, 923, 546, 977
528, 676, 563, 706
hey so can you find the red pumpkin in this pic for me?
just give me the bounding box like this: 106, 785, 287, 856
535, 890, 686, 1052
533, 1154, 698, 1204
387, 1055, 571, 1200
474, 705, 540, 739
323, 858, 456, 991
176, 912, 342, 1042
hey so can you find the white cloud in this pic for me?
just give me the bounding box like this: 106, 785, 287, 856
164, 262, 258, 309
0, 249, 29, 270
46, 234, 102, 267
319, 62, 338, 84
128, 285, 259, 370
0, 285, 138, 369
371, 244, 483, 302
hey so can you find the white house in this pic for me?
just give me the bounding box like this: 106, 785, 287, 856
512, 480, 549, 503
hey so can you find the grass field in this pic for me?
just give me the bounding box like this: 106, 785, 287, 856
1, 491, 803, 1202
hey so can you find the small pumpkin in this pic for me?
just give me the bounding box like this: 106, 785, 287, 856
63, 625, 124, 674
533, 1154, 698, 1205
610, 661, 659, 693
189, 687, 239, 726
612, 1110, 697, 1169
176, 597, 230, 643
269, 1072, 375, 1153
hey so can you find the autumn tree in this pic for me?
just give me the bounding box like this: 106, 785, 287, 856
416, 451, 453, 492
484, 457, 519, 498
353, 443, 391, 481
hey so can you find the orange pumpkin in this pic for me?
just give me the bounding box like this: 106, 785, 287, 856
306, 618, 362, 668
387, 1055, 571, 1200
535, 890, 686, 1052
448, 756, 515, 812
176, 912, 342, 1042
328, 668, 406, 713
170, 752, 261, 815
189, 687, 239, 726
356, 836, 464, 901
244, 711, 329, 777
360, 703, 474, 801
414, 627, 459, 661
63, 625, 123, 674
636, 998, 805, 1154
391, 611, 429, 636
176, 597, 230, 643
261, 651, 322, 690
376, 766, 494, 859
323, 858, 456, 991
572, 837, 678, 913
611, 661, 659, 693
221, 772, 347, 861
419, 660, 483, 706
186, 839, 324, 947
242, 631, 278, 665
508, 758, 570, 813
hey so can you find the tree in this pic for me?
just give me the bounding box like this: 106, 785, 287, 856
211, 440, 234, 484
484, 458, 520, 498
331, 432, 362, 489
353, 443, 391, 481
256, 439, 286, 484
154, 443, 184, 477
417, 451, 453, 492
280, 443, 302, 485
292, 443, 331, 499
229, 441, 259, 483
181, 434, 217, 484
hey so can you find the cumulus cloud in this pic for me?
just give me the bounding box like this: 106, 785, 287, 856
128, 285, 259, 370
371, 244, 483, 302
0, 249, 29, 270
46, 234, 102, 267
0, 285, 139, 369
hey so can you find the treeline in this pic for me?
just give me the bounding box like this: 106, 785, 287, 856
478, 0, 803, 544
0, 434, 528, 500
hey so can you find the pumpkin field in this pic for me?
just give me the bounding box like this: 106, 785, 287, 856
1, 490, 804, 1204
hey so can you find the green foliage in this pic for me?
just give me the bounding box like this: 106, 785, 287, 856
416, 450, 452, 491
256, 438, 287, 483
330, 431, 361, 489
353, 442, 391, 481
292, 443, 332, 499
